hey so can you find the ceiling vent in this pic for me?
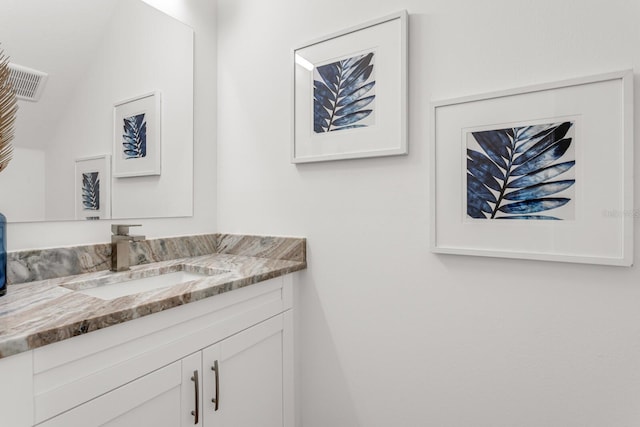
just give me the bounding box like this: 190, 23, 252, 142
8, 63, 48, 102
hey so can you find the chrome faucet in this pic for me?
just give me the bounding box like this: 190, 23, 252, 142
111, 224, 145, 272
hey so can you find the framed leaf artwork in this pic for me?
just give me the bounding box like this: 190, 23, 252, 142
75, 155, 111, 220
292, 11, 408, 163
431, 70, 634, 266
113, 91, 161, 177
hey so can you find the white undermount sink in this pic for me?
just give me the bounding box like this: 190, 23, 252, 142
62, 268, 227, 300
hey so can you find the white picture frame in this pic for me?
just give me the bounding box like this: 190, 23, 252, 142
113, 91, 161, 177
292, 11, 408, 163
75, 154, 111, 220
430, 70, 634, 266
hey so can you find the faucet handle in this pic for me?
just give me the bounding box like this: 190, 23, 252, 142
111, 224, 142, 236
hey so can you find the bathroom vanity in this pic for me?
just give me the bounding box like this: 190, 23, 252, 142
0, 234, 306, 427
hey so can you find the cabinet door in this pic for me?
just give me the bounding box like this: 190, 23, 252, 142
39, 361, 184, 427
202, 315, 284, 427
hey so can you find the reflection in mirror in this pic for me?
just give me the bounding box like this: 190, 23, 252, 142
0, 0, 194, 223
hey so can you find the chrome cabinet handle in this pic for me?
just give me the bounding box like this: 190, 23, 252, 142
191, 370, 199, 424
211, 360, 220, 411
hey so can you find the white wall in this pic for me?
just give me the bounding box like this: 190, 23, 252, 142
217, 1, 640, 426
8, 0, 216, 250
0, 147, 45, 222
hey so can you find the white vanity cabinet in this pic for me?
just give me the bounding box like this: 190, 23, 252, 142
1, 274, 295, 427
39, 313, 291, 427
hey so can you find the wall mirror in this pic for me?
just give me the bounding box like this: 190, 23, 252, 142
0, 0, 194, 223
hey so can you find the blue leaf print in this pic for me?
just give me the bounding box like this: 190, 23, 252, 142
510, 139, 572, 176
471, 130, 510, 169
498, 198, 570, 214
467, 150, 503, 192
503, 180, 575, 201
466, 121, 576, 220
467, 173, 495, 218
82, 172, 100, 211
507, 161, 575, 188
313, 52, 376, 133
122, 113, 147, 159
335, 95, 375, 117
332, 110, 372, 128
511, 122, 572, 165
337, 82, 375, 108
496, 215, 560, 220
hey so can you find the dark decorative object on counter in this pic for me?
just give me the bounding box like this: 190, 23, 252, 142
0, 45, 19, 297
0, 213, 5, 296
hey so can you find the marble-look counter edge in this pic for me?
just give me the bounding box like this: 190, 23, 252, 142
0, 253, 306, 359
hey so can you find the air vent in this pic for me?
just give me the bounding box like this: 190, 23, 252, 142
8, 63, 48, 102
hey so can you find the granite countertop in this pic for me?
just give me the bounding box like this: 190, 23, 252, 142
0, 234, 306, 359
